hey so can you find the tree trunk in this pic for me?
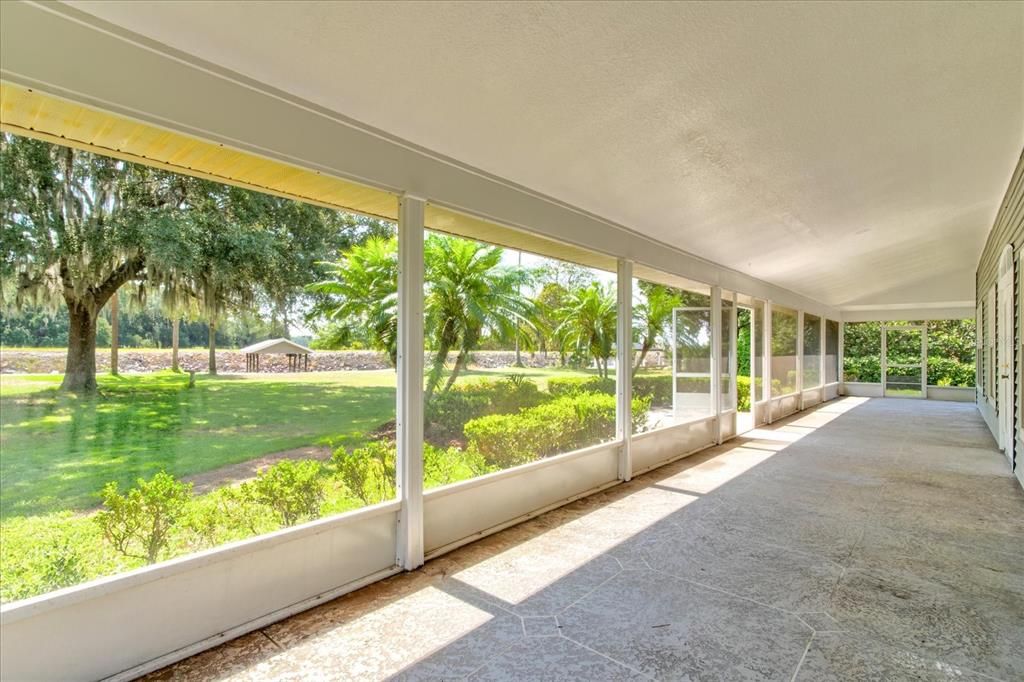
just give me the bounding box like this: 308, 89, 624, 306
62, 301, 99, 393
208, 321, 218, 375
632, 340, 653, 379
110, 294, 120, 375
171, 318, 180, 372
424, 343, 452, 404
443, 348, 471, 392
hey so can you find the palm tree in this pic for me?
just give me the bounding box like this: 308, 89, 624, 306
307, 236, 399, 364
310, 234, 538, 402
632, 282, 683, 377
554, 282, 617, 378
424, 234, 536, 398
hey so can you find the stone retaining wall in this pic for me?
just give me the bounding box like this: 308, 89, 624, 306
0, 348, 667, 374
0, 348, 669, 374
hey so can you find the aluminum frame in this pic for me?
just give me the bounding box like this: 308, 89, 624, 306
880, 323, 928, 399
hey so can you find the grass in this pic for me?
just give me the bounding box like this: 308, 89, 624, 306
0, 370, 397, 518
0, 367, 599, 519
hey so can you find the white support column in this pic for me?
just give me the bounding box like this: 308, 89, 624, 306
765, 301, 774, 424
711, 286, 723, 443
797, 310, 805, 410
881, 324, 889, 395
921, 324, 929, 398
819, 316, 826, 393
616, 259, 633, 481
749, 302, 758, 422
729, 293, 738, 411
396, 195, 425, 571
839, 321, 845, 393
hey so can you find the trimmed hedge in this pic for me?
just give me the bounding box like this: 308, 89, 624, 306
547, 376, 615, 397
464, 393, 650, 469
548, 374, 673, 408
634, 375, 672, 407
426, 377, 548, 438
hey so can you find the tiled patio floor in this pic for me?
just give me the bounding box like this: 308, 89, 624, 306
143, 398, 1024, 681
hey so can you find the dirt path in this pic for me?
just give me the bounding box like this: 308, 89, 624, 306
182, 445, 334, 495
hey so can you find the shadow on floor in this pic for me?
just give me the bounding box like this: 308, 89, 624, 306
143, 397, 1024, 681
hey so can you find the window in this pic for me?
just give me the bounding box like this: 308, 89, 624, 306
422, 230, 620, 481
843, 322, 881, 382
977, 301, 985, 395
0, 133, 398, 602
721, 293, 736, 411
987, 287, 996, 402
752, 301, 766, 402
825, 319, 840, 384
803, 313, 822, 388
925, 319, 976, 388
771, 306, 798, 397
632, 275, 713, 433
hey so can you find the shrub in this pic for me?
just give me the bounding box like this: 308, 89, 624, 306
674, 376, 711, 392
424, 443, 492, 487
95, 471, 192, 564
843, 356, 881, 383
547, 376, 615, 397
736, 375, 751, 412
39, 538, 86, 593
332, 441, 396, 506
241, 459, 325, 527
184, 486, 277, 547
633, 374, 672, 407
426, 377, 548, 439
464, 393, 650, 468
927, 357, 975, 387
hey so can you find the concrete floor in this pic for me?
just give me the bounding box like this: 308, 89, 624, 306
143, 398, 1024, 681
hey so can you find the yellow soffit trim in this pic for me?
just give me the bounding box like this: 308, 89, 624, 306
0, 83, 398, 220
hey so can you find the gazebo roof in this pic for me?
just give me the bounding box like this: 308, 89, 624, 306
239, 338, 312, 355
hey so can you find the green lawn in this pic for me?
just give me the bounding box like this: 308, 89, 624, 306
0, 366, 596, 519
1, 371, 397, 518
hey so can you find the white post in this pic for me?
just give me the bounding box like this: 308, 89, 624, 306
839, 321, 845, 393
819, 317, 826, 392
921, 324, 928, 398
797, 310, 805, 411
765, 301, 774, 424
881, 324, 889, 396
729, 292, 738, 414
616, 259, 633, 481
711, 286, 723, 443
396, 195, 425, 570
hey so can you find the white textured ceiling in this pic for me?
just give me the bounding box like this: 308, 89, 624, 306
69, 0, 1024, 307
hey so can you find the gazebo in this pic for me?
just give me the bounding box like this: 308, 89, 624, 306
239, 338, 312, 372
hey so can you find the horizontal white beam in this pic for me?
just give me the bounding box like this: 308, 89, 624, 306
840, 305, 975, 322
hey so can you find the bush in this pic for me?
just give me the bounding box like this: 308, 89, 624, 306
426, 377, 548, 439
737, 375, 751, 412
241, 460, 325, 527
95, 471, 193, 564
39, 538, 87, 593
547, 376, 615, 398
633, 374, 672, 407
927, 357, 975, 387
464, 393, 650, 468
424, 443, 492, 487
843, 355, 881, 383
674, 376, 711, 393
332, 441, 396, 506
